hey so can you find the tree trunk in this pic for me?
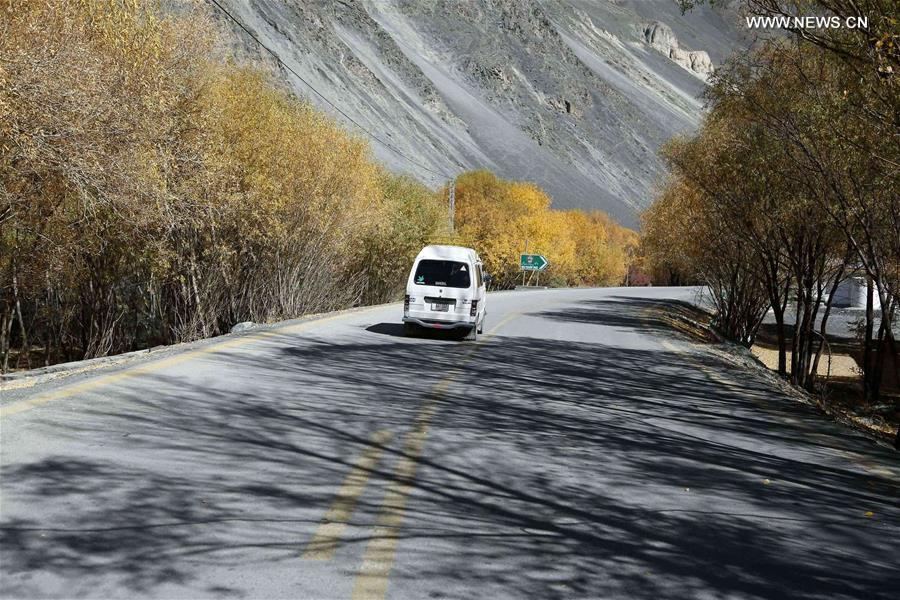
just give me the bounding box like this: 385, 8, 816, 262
810, 253, 850, 387
189, 265, 206, 338
870, 295, 896, 407
0, 306, 11, 374
870, 318, 887, 403
11, 261, 30, 370
765, 260, 790, 377
863, 277, 875, 400
773, 306, 787, 376
792, 284, 814, 387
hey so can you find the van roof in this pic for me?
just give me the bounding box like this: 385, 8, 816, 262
415, 245, 479, 262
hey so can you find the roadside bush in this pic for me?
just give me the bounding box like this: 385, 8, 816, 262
0, 1, 633, 371
451, 171, 636, 289
0, 0, 444, 368
641, 28, 898, 427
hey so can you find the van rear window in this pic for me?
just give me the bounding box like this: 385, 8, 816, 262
413, 260, 471, 288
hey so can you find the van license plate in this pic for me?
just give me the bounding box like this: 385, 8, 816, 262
431, 303, 449, 312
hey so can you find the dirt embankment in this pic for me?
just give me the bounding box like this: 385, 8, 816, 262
651, 300, 899, 447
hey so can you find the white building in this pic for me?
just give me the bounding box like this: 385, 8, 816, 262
831, 276, 881, 309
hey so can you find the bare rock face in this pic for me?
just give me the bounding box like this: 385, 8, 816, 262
669, 47, 715, 77
687, 50, 714, 76
230, 322, 255, 334
644, 21, 680, 54
644, 20, 714, 79
208, 0, 743, 227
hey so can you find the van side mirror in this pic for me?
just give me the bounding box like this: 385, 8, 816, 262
484, 273, 492, 284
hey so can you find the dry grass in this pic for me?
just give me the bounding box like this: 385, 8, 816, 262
648, 302, 722, 345
751, 341, 899, 442
1, 2, 637, 372
751, 345, 860, 378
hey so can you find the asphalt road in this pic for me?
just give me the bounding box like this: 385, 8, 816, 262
1, 287, 898, 599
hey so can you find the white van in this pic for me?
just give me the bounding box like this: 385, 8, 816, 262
403, 245, 489, 340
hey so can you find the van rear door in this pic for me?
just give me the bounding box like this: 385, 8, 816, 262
411, 259, 473, 319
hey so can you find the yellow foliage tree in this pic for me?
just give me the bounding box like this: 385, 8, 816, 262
453, 171, 634, 288
0, 1, 638, 370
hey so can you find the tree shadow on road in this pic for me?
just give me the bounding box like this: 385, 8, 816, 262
2, 296, 898, 598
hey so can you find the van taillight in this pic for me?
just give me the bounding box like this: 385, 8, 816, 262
470, 300, 478, 317
404, 295, 410, 311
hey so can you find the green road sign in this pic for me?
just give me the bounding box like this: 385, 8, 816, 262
520, 254, 549, 271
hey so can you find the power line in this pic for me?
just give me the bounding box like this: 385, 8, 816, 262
206, 0, 456, 182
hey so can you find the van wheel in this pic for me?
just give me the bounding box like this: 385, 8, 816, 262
464, 326, 477, 341
477, 317, 484, 334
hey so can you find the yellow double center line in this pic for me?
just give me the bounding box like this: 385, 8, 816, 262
351, 312, 519, 600
3, 302, 522, 598
302, 429, 395, 560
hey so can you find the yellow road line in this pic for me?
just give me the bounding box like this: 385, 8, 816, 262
351, 415, 434, 600
351, 312, 518, 600
662, 339, 759, 402
0, 308, 381, 419
663, 339, 726, 381
302, 429, 394, 561
1, 378, 39, 391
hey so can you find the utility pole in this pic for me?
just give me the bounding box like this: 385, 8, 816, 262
522, 239, 528, 287
448, 178, 455, 234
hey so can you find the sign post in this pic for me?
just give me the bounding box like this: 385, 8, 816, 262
520, 254, 549, 287
522, 240, 528, 287
448, 178, 455, 233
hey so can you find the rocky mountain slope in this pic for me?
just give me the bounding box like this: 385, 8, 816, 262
211, 0, 746, 227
